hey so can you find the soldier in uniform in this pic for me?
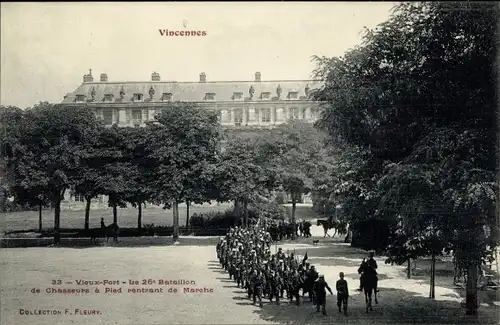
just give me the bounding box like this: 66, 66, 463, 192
268, 270, 281, 305
278, 260, 286, 298
336, 272, 349, 315
246, 268, 254, 299
358, 252, 379, 291
306, 265, 319, 303
251, 269, 265, 307
235, 258, 244, 288
366, 251, 379, 292
313, 274, 333, 315
288, 269, 302, 305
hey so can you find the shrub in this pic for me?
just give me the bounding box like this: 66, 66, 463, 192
249, 201, 288, 220
188, 201, 287, 230
189, 209, 240, 229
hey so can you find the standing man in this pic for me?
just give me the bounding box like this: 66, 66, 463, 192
313, 274, 333, 315
336, 272, 349, 315
307, 265, 319, 303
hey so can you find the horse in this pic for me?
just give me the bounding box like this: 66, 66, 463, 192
85, 228, 105, 245
84, 223, 119, 245
359, 262, 378, 312
106, 223, 119, 243
316, 219, 336, 238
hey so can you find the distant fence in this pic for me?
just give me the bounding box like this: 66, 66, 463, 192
1, 226, 231, 248
3, 226, 231, 239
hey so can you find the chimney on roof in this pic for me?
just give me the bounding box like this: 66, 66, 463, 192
83, 69, 94, 83
151, 72, 161, 81
255, 72, 261, 82
100, 73, 108, 82
199, 72, 206, 83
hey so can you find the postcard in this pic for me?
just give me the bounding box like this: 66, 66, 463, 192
1, 2, 498, 325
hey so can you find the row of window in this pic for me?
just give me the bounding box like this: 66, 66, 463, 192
95, 107, 316, 127
70, 193, 104, 203
76, 91, 301, 103
96, 108, 148, 127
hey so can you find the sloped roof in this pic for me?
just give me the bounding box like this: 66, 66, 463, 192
61, 79, 323, 104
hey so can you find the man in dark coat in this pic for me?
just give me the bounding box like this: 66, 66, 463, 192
288, 269, 302, 305
306, 265, 319, 303
336, 272, 349, 315
313, 274, 333, 315
358, 251, 378, 291
251, 269, 265, 307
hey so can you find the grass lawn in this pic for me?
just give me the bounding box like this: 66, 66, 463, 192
0, 204, 231, 234
0, 203, 318, 234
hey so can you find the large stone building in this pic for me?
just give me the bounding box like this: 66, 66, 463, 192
59, 70, 322, 209
61, 70, 322, 128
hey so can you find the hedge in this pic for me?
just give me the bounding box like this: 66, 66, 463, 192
189, 201, 288, 230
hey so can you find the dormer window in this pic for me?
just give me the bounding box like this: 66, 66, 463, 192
104, 94, 114, 102
162, 93, 172, 101
288, 92, 298, 100
133, 93, 144, 101
261, 92, 271, 100
233, 92, 243, 100
205, 93, 215, 100
75, 95, 86, 103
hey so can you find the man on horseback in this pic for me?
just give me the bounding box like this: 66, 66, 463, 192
358, 251, 379, 312
358, 251, 378, 291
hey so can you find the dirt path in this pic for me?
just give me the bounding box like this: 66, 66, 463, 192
0, 225, 498, 325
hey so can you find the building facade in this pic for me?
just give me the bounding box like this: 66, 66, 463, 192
59, 70, 323, 209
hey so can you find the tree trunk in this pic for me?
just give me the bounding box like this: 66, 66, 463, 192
466, 263, 479, 315
430, 252, 436, 299
407, 259, 411, 279
291, 192, 297, 240
172, 200, 179, 241
243, 198, 248, 229
112, 203, 118, 224
84, 197, 91, 230
53, 196, 62, 245
234, 199, 241, 226
38, 201, 43, 232
186, 201, 190, 229
137, 200, 142, 230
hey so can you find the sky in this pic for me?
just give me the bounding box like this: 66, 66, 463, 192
1, 2, 397, 108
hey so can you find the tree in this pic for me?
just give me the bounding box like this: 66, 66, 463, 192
120, 127, 154, 230
3, 102, 101, 244
147, 103, 222, 240
74, 124, 107, 230
260, 121, 328, 239
312, 2, 498, 314
97, 125, 131, 225
1, 105, 50, 230
215, 136, 267, 228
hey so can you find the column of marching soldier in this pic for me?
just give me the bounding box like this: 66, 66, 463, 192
216, 224, 349, 316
